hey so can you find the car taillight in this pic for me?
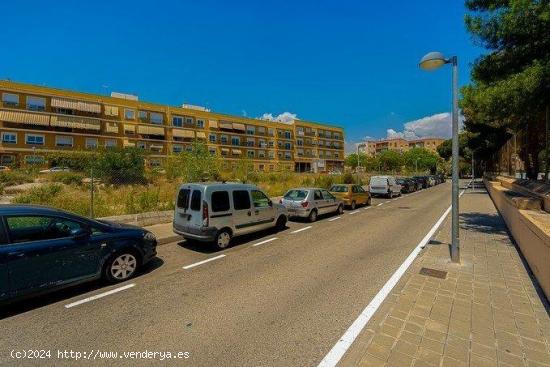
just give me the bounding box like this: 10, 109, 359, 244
202, 200, 209, 227
301, 201, 309, 208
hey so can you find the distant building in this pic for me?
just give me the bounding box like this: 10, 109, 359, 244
358, 137, 445, 156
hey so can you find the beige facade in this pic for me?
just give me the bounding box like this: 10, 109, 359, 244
359, 137, 445, 156
0, 80, 344, 172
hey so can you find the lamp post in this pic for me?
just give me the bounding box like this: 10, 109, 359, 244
356, 143, 361, 184
419, 51, 460, 263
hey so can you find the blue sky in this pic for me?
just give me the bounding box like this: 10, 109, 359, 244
0, 0, 482, 148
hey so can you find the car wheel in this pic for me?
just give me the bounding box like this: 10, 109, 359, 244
308, 209, 318, 222
337, 204, 344, 214
351, 201, 356, 210
215, 229, 232, 250
104, 251, 139, 283
276, 215, 287, 230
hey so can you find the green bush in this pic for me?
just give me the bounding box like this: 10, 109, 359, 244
50, 172, 85, 186
93, 148, 146, 185
313, 175, 334, 189
14, 184, 63, 205
0, 171, 35, 186
46, 151, 95, 171
342, 172, 354, 184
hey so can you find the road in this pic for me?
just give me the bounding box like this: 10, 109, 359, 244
0, 182, 453, 366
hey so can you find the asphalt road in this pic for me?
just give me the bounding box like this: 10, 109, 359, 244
0, 182, 453, 366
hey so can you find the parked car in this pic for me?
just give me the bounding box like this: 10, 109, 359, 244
173, 183, 288, 249
39, 166, 71, 174
0, 166, 11, 172
281, 188, 343, 222
369, 176, 402, 198
396, 178, 416, 194
329, 184, 371, 209
0, 205, 157, 304
412, 176, 429, 189
427, 176, 436, 187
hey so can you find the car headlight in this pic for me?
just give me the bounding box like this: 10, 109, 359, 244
143, 231, 156, 242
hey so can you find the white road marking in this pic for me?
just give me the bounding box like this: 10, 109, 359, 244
183, 254, 226, 270
377, 203, 383, 207
328, 216, 341, 222
363, 206, 371, 210
291, 226, 312, 234
65, 283, 136, 309
317, 183, 470, 367
348, 210, 360, 215
251, 237, 278, 247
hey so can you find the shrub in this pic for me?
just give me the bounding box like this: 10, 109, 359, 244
313, 175, 334, 189
0, 171, 35, 186
342, 172, 354, 184
14, 184, 63, 205
50, 172, 85, 186
93, 148, 146, 185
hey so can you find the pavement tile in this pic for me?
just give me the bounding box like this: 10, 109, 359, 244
345, 186, 550, 367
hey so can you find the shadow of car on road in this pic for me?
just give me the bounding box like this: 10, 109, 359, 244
0, 257, 164, 320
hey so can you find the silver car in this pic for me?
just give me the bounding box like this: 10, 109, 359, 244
281, 188, 344, 222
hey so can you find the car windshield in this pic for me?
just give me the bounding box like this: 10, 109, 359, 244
284, 190, 308, 200
329, 185, 348, 192
370, 177, 388, 186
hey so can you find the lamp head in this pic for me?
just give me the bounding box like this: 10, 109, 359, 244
419, 51, 448, 70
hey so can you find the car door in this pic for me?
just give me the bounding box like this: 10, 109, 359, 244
231, 189, 255, 235
355, 185, 368, 204
321, 190, 338, 213
5, 215, 104, 297
313, 190, 325, 214
251, 189, 276, 230
0, 218, 10, 301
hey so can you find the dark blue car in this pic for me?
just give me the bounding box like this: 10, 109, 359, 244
0, 205, 157, 304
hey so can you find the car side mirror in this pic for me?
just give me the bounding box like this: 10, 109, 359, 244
268, 200, 273, 207
71, 228, 91, 240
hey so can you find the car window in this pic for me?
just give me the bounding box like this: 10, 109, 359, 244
284, 190, 307, 200
314, 190, 323, 200
190, 190, 202, 211
321, 190, 334, 200
357, 186, 366, 193
370, 177, 387, 186
177, 189, 190, 209
6, 216, 84, 243
211, 191, 230, 212
232, 190, 251, 210
329, 185, 347, 193
251, 190, 270, 208
352, 186, 358, 193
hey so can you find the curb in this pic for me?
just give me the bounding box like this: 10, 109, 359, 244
157, 234, 182, 246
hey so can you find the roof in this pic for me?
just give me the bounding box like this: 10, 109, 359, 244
0, 204, 75, 216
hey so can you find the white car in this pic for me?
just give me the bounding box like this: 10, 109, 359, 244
368, 176, 402, 198
281, 188, 344, 222
173, 183, 288, 250
39, 167, 71, 174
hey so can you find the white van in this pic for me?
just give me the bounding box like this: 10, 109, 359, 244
173, 183, 288, 249
369, 176, 402, 198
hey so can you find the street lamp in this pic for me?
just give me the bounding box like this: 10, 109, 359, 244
419, 51, 460, 263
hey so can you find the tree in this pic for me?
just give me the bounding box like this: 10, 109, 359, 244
344, 153, 369, 169
403, 148, 440, 173
165, 141, 221, 182
378, 150, 403, 172
93, 148, 146, 184
461, 0, 550, 179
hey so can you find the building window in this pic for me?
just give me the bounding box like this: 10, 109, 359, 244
259, 164, 264, 170
173, 145, 183, 153
246, 138, 255, 147
334, 133, 340, 139
284, 142, 292, 150
297, 139, 303, 146
258, 150, 265, 158
247, 150, 254, 158
268, 141, 274, 148
25, 134, 45, 145
209, 134, 217, 143
285, 152, 292, 159
284, 131, 291, 139
55, 135, 74, 147
335, 153, 339, 159
25, 155, 44, 165
220, 135, 228, 144
258, 126, 265, 134
208, 148, 217, 155
150, 112, 163, 124
231, 136, 240, 146
137, 141, 146, 149
2, 93, 19, 107
246, 126, 255, 135
269, 165, 274, 171
196, 119, 205, 128
186, 145, 193, 152
172, 116, 183, 127
1, 155, 14, 164
26, 96, 46, 111
268, 128, 274, 136
85, 138, 98, 149
1, 132, 17, 144
124, 109, 136, 120
105, 139, 117, 148
149, 159, 161, 167
185, 117, 194, 125
268, 151, 275, 159
138, 111, 148, 121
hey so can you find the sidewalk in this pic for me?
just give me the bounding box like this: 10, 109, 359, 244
341, 184, 550, 367
145, 222, 180, 245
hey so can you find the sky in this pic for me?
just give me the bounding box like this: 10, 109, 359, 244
0, 0, 483, 151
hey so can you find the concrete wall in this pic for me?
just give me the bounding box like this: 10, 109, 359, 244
485, 179, 550, 301
99, 210, 173, 227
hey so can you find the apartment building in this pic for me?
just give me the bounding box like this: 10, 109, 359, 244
359, 137, 445, 156
0, 80, 344, 173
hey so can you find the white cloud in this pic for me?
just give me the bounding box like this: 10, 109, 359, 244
386, 112, 464, 140
258, 112, 297, 124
